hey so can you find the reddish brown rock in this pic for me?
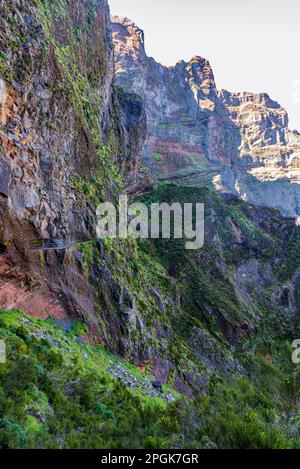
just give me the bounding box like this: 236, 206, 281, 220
112, 16, 300, 217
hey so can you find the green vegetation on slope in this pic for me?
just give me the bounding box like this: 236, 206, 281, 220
3, 0, 300, 451
0, 310, 179, 449
1, 301, 300, 448
34, 0, 124, 199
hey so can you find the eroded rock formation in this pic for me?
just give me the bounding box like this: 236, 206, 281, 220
112, 15, 300, 217
0, 1, 149, 319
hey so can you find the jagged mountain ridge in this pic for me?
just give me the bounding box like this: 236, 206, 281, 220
112, 15, 300, 217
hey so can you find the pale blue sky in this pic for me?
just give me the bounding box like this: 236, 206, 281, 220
109, 0, 300, 130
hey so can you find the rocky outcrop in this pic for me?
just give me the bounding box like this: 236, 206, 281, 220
112, 16, 300, 217
117, 87, 152, 194
0, 1, 149, 320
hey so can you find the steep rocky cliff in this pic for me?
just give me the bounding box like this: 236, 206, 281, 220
1, 1, 300, 450
0, 1, 149, 319
0, 0, 299, 394
112, 16, 300, 217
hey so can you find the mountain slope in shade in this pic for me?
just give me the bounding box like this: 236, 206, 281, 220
112, 16, 300, 217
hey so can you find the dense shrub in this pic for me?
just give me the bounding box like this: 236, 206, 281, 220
0, 311, 298, 449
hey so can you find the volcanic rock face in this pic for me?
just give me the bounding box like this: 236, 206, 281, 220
112, 16, 300, 217
0, 1, 148, 318
117, 88, 152, 194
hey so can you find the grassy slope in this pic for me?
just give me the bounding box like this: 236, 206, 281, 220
0, 310, 179, 449
0, 309, 299, 449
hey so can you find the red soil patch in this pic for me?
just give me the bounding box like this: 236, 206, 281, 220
0, 278, 67, 319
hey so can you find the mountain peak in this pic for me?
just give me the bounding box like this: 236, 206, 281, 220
111, 15, 145, 51
112, 15, 300, 217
